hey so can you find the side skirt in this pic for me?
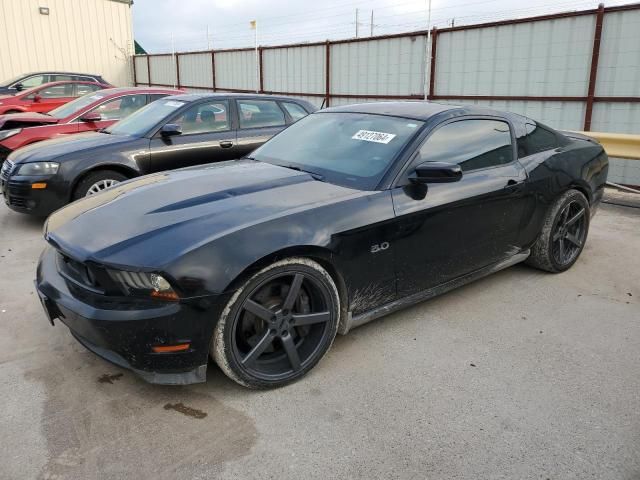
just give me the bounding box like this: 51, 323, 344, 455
342, 250, 530, 334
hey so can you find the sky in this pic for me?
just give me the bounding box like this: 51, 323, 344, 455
132, 0, 630, 53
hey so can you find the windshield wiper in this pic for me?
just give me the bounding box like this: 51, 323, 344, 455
283, 164, 325, 181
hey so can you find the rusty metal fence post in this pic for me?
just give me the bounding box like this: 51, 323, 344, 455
584, 3, 605, 131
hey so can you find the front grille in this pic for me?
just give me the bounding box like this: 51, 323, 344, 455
6, 180, 29, 196
0, 159, 14, 180
8, 196, 27, 208
57, 252, 106, 294
55, 251, 126, 297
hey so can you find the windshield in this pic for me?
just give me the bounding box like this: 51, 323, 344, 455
251, 112, 424, 190
48, 92, 109, 119
105, 98, 186, 136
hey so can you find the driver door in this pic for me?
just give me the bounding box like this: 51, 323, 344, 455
147, 99, 238, 173
390, 118, 528, 297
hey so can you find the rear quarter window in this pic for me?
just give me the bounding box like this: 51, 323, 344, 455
518, 123, 559, 157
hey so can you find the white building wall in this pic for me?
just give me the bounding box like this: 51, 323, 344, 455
0, 0, 134, 86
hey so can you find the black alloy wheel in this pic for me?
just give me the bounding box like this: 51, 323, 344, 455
551, 200, 587, 267
213, 258, 340, 388
526, 189, 590, 273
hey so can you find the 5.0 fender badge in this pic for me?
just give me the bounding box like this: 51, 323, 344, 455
371, 242, 390, 253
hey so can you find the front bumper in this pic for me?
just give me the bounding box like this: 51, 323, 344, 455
35, 245, 229, 385
1, 173, 68, 216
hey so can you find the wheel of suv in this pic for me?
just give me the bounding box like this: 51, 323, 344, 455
73, 170, 128, 199
212, 257, 340, 389
526, 189, 590, 273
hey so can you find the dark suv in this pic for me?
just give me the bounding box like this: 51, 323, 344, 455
2, 93, 316, 216
0, 72, 111, 95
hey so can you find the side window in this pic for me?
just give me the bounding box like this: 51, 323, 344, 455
148, 94, 169, 103
417, 119, 513, 172
238, 100, 286, 129
37, 83, 74, 98
89, 94, 148, 120
75, 83, 102, 96
52, 75, 74, 82
17, 75, 46, 88
281, 102, 308, 122
171, 100, 230, 135
517, 123, 558, 157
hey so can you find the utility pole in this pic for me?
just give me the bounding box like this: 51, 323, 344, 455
423, 0, 432, 100
355, 8, 359, 38
251, 20, 259, 93
370, 10, 374, 36
171, 31, 176, 89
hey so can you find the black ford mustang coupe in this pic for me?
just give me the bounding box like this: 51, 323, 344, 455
36, 102, 608, 388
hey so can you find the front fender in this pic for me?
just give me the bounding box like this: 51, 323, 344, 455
167, 191, 396, 298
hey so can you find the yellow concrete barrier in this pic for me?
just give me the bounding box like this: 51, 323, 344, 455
575, 131, 640, 160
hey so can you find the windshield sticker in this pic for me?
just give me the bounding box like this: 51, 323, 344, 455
89, 95, 104, 100
165, 101, 185, 108
407, 123, 418, 128
352, 130, 397, 144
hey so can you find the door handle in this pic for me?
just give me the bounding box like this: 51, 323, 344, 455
505, 179, 524, 192
219, 140, 233, 148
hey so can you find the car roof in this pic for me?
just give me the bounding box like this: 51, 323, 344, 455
162, 92, 311, 103
16, 80, 106, 95
20, 71, 102, 77
320, 101, 515, 122
96, 86, 182, 96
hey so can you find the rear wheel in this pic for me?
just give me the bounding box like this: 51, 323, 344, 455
526, 189, 590, 272
73, 170, 128, 200
212, 258, 340, 389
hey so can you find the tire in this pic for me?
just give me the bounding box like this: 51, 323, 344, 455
212, 257, 340, 389
526, 189, 590, 273
73, 170, 128, 200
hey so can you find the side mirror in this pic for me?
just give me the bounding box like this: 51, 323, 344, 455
14, 83, 24, 92
79, 112, 102, 122
409, 161, 462, 184
160, 123, 182, 137
33, 94, 42, 102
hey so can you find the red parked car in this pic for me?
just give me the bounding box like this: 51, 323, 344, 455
0, 87, 183, 163
0, 81, 109, 115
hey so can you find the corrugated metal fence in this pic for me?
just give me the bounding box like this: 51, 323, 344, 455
133, 3, 640, 184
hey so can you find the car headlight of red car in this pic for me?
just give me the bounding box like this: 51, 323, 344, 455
0, 128, 21, 141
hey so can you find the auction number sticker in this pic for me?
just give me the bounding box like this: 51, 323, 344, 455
352, 130, 396, 144
165, 101, 185, 108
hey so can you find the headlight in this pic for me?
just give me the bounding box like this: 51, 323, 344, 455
0, 128, 21, 140
17, 162, 59, 176
108, 270, 179, 301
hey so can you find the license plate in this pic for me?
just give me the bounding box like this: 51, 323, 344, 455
36, 287, 57, 326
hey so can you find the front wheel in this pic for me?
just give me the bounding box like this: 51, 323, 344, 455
212, 258, 340, 389
526, 189, 590, 273
73, 170, 128, 200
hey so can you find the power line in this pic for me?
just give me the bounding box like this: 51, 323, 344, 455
145, 0, 615, 52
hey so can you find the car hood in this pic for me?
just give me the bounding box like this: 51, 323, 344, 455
8, 131, 134, 163
45, 160, 362, 268
0, 112, 59, 130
